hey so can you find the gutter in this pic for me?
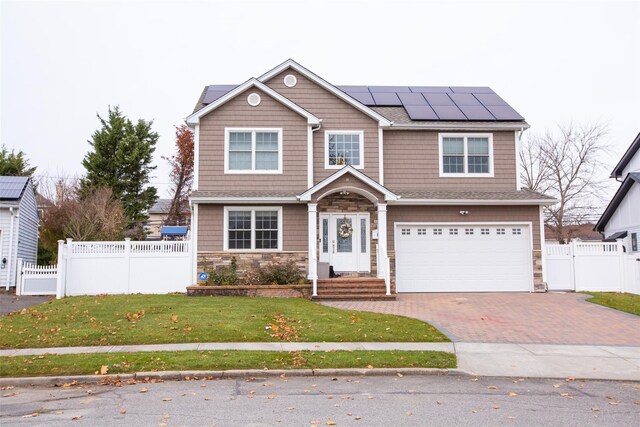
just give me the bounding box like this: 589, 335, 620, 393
389, 199, 557, 206
389, 122, 531, 131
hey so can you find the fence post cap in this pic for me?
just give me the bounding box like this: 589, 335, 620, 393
125, 238, 131, 242
66, 238, 73, 243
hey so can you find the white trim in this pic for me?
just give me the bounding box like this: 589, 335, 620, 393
324, 130, 364, 170
315, 186, 380, 205
257, 59, 392, 127
307, 125, 314, 188
192, 124, 200, 190
186, 78, 320, 126
223, 206, 283, 251
390, 198, 555, 206
298, 165, 399, 202
390, 122, 530, 131
308, 203, 318, 295
191, 203, 199, 284
378, 127, 384, 186
319, 212, 371, 273
284, 74, 297, 88
247, 93, 261, 106
224, 128, 283, 174
393, 221, 535, 292
190, 196, 298, 204
438, 133, 494, 178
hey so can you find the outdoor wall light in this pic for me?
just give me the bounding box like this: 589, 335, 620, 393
459, 210, 469, 216
339, 190, 350, 196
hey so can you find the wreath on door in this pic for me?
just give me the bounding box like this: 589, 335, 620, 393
338, 221, 353, 239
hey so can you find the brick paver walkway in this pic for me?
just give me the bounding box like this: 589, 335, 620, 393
323, 293, 640, 346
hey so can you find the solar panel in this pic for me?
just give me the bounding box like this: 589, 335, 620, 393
409, 86, 452, 93
398, 92, 428, 105
347, 91, 375, 105
0, 176, 29, 199
432, 105, 467, 120
405, 105, 439, 120
458, 105, 496, 120
368, 86, 412, 93
422, 93, 455, 106
203, 90, 231, 104
474, 93, 508, 106
449, 93, 482, 106
371, 92, 403, 106
484, 105, 524, 120
450, 86, 494, 94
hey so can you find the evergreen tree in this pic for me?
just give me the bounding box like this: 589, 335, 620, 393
0, 145, 37, 176
81, 106, 158, 229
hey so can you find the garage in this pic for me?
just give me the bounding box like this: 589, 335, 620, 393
395, 223, 533, 292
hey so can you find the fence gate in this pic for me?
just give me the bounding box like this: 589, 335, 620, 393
17, 259, 58, 296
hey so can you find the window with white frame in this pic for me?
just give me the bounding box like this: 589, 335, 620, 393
225, 207, 282, 250
225, 129, 282, 173
440, 134, 493, 176
325, 131, 363, 168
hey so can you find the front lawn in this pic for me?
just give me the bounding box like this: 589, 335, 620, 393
0, 350, 456, 377
0, 295, 448, 348
584, 292, 640, 316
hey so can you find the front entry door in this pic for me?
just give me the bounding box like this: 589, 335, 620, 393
319, 213, 370, 273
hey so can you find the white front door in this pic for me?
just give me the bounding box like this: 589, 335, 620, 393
319, 213, 370, 273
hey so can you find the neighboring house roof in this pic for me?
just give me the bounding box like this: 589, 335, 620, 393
298, 165, 399, 202
544, 223, 602, 241
186, 78, 321, 126
610, 132, 640, 178
192, 59, 526, 128
0, 176, 30, 201
594, 172, 640, 233
149, 198, 172, 214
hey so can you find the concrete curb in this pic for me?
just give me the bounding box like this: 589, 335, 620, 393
0, 368, 465, 387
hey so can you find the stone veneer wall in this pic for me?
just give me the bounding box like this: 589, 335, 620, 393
198, 251, 308, 280
317, 193, 378, 276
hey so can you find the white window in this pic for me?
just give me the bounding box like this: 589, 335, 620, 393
465, 228, 474, 235
402, 228, 411, 235
224, 128, 282, 174
433, 228, 442, 235
418, 228, 427, 235
496, 228, 506, 235
224, 207, 282, 251
481, 228, 490, 235
449, 228, 458, 235
325, 131, 364, 169
512, 228, 522, 235
439, 133, 493, 177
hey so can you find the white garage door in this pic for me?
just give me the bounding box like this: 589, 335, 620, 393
396, 224, 532, 292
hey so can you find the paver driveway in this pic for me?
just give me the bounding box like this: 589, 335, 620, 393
323, 293, 640, 346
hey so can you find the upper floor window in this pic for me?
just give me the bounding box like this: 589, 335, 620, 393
439, 133, 493, 177
224, 128, 282, 174
325, 131, 364, 169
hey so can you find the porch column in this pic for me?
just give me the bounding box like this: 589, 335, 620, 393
308, 203, 318, 296
377, 203, 390, 295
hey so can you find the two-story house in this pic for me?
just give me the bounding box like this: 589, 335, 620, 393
186, 59, 554, 299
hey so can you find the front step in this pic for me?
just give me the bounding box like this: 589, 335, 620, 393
313, 277, 395, 301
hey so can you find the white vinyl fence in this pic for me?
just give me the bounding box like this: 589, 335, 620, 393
56, 238, 192, 298
546, 240, 640, 294
16, 260, 58, 296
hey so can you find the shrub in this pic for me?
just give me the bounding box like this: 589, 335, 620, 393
256, 260, 304, 285
205, 257, 240, 286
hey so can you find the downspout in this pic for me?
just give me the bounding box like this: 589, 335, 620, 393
6, 207, 16, 290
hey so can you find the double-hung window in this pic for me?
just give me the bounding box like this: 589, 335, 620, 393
439, 133, 493, 177
224, 207, 282, 251
325, 131, 364, 168
225, 128, 282, 173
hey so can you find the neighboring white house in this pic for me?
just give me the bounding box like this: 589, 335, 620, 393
0, 176, 39, 288
595, 132, 640, 253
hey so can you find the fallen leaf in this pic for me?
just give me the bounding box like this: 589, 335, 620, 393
493, 405, 500, 410
163, 414, 170, 419
72, 416, 82, 421
3, 392, 16, 397
634, 400, 640, 405
22, 413, 39, 418
100, 365, 109, 375
608, 401, 621, 406
565, 377, 576, 382
508, 392, 518, 397
405, 411, 413, 416
326, 395, 334, 400
591, 407, 600, 412
326, 422, 336, 426
204, 397, 210, 401
367, 365, 373, 369
287, 407, 295, 410
354, 416, 362, 420
397, 373, 403, 377
487, 386, 497, 390
507, 416, 517, 420
171, 315, 178, 322
471, 377, 479, 382
266, 393, 276, 400
162, 397, 172, 401
120, 410, 127, 414
552, 384, 561, 388
140, 387, 149, 393
436, 400, 442, 405
560, 393, 572, 399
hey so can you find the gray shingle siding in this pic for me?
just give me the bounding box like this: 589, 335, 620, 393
16, 180, 39, 265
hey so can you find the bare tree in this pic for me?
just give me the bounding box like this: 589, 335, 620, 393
163, 125, 194, 226
520, 122, 610, 243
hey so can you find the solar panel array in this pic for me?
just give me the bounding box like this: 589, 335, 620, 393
0, 176, 29, 199
201, 84, 524, 121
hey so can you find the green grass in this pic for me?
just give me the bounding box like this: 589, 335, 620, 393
0, 295, 448, 348
0, 350, 456, 377
584, 292, 640, 316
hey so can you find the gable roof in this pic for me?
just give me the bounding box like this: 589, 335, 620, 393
297, 165, 399, 202
186, 78, 321, 126
257, 59, 392, 127
0, 176, 30, 200
611, 132, 640, 178
594, 172, 640, 232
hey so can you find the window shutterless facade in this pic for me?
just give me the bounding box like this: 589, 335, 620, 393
325, 131, 364, 169
224, 128, 283, 174
439, 133, 494, 177
223, 207, 282, 251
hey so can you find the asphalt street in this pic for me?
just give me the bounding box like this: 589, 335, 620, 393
1, 375, 638, 426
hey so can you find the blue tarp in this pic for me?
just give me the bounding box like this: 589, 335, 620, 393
161, 226, 188, 236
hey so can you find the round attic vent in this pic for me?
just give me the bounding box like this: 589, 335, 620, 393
283, 74, 297, 88
247, 93, 261, 107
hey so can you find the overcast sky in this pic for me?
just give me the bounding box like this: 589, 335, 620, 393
2, 0, 639, 200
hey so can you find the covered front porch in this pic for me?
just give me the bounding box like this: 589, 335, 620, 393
297, 166, 398, 299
